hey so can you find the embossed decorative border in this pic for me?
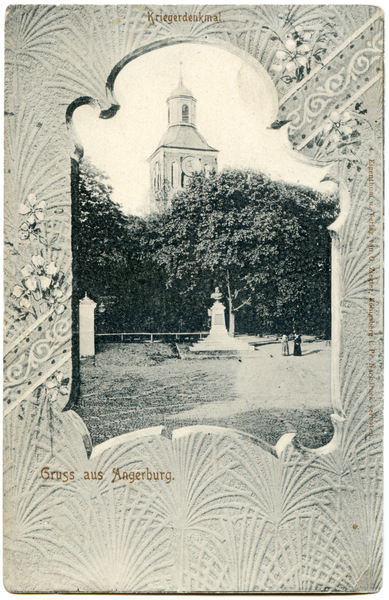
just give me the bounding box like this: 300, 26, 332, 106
4, 5, 383, 592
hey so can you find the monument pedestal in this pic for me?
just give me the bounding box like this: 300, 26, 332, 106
190, 295, 248, 353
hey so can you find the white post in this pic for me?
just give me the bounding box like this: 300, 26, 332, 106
79, 294, 97, 357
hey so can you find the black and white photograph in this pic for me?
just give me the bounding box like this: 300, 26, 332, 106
72, 44, 338, 449
3, 4, 384, 593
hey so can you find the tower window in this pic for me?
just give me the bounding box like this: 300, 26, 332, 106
182, 104, 189, 123
171, 162, 178, 188
155, 162, 160, 190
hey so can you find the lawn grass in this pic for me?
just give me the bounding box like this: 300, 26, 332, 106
74, 341, 333, 449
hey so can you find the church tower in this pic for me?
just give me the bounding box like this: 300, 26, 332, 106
148, 71, 218, 210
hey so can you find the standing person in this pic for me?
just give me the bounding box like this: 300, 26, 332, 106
293, 334, 302, 356
281, 334, 289, 356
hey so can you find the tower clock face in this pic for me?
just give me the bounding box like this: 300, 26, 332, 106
182, 156, 201, 177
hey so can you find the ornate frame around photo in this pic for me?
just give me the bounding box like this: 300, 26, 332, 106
4, 5, 383, 592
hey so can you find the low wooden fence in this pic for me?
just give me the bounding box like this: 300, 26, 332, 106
95, 332, 208, 343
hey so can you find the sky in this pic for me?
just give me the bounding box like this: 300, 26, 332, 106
73, 43, 335, 216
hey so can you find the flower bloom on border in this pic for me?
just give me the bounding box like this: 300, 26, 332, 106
322, 110, 354, 137
12, 255, 65, 314
47, 286, 65, 314
46, 262, 59, 276
19, 193, 46, 225
45, 371, 69, 395
12, 284, 31, 310
271, 25, 327, 83
315, 108, 361, 168
273, 38, 311, 73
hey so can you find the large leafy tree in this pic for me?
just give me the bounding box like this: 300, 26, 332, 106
75, 163, 338, 337
74, 159, 135, 296
74, 160, 188, 333
74, 160, 149, 329
147, 170, 338, 336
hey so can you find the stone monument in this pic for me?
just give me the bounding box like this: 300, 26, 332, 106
208, 287, 229, 341
190, 287, 249, 352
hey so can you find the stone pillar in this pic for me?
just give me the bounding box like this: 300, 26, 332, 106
208, 287, 229, 341
210, 300, 228, 340
79, 294, 97, 357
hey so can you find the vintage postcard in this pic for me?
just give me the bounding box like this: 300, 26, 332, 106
3, 4, 384, 593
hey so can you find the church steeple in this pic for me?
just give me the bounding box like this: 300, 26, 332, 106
148, 65, 218, 212
167, 67, 197, 127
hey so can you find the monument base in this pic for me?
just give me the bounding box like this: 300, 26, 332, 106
190, 290, 250, 353
189, 331, 249, 353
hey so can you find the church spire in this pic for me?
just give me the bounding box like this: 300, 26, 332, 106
167, 66, 197, 127
178, 61, 183, 88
